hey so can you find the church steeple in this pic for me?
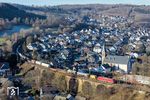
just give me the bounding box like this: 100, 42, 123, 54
102, 44, 105, 65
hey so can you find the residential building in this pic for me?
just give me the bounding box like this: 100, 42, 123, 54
0, 62, 10, 76
104, 55, 132, 73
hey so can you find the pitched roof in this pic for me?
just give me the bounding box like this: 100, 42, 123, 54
104, 55, 129, 65
0, 62, 9, 70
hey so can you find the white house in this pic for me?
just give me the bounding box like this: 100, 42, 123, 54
103, 55, 132, 73
93, 43, 101, 53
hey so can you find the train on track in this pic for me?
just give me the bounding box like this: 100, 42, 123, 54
18, 52, 150, 86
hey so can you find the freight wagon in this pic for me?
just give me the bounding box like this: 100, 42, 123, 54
97, 76, 116, 84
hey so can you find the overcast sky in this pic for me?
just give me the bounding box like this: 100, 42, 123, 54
0, 0, 150, 6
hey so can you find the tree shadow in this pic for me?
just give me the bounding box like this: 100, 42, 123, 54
68, 74, 78, 97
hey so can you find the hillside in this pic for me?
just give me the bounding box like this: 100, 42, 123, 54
13, 3, 150, 27
61, 4, 150, 28
20, 62, 150, 100
0, 3, 46, 20
4, 3, 150, 28
13, 4, 69, 15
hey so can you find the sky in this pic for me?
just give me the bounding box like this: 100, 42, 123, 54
0, 0, 150, 6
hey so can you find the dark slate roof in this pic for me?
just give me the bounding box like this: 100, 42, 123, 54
0, 62, 9, 70
104, 55, 129, 65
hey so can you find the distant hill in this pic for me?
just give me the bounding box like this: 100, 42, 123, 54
13, 4, 69, 15
0, 3, 46, 20
11, 3, 150, 28
57, 4, 150, 28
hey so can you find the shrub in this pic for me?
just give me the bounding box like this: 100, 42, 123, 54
95, 85, 110, 100
82, 81, 93, 98
96, 85, 107, 95
41, 70, 55, 85
52, 74, 67, 92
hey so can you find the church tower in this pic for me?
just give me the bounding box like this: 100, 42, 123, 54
102, 44, 106, 65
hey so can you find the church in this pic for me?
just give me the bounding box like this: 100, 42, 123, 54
101, 45, 132, 73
